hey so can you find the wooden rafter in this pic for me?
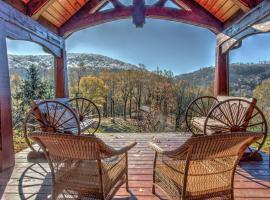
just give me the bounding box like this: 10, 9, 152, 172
60, 5, 223, 37
154, 0, 167, 7
27, 0, 57, 19
3, 0, 27, 14
230, 0, 254, 12
110, 0, 125, 9
218, 0, 270, 53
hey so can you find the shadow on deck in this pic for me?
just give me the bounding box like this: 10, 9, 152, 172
1, 133, 270, 200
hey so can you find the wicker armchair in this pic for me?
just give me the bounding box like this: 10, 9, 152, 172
149, 132, 263, 200
30, 132, 137, 200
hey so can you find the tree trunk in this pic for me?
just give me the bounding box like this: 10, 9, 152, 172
123, 99, 127, 121
129, 96, 132, 119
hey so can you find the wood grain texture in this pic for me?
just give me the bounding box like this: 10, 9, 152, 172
60, 5, 223, 37
54, 48, 69, 98
214, 46, 228, 96
218, 0, 270, 53
0, 20, 15, 172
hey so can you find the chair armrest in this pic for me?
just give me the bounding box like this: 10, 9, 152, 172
149, 142, 173, 155
111, 141, 137, 155
149, 141, 190, 157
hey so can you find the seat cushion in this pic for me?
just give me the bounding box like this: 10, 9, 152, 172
191, 117, 228, 135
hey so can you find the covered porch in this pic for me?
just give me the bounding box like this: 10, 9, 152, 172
1, 0, 270, 199
1, 133, 270, 199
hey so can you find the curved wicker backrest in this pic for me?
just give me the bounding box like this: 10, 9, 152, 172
178, 132, 262, 198
188, 132, 261, 159
30, 132, 116, 160
154, 132, 263, 199
29, 132, 135, 199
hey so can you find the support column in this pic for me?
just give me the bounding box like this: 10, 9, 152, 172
0, 20, 15, 171
54, 45, 68, 98
214, 46, 229, 96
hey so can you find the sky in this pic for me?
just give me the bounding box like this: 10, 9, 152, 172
6, 19, 270, 75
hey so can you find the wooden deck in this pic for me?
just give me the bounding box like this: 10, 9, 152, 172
1, 133, 270, 200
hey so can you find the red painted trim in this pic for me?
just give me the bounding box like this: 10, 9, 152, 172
60, 6, 223, 37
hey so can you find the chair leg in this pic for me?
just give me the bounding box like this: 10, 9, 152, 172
152, 184, 156, 194
126, 171, 129, 191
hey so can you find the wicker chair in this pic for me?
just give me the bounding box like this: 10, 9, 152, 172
149, 132, 263, 200
30, 132, 137, 200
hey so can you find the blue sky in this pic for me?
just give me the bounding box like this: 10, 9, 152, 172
6, 19, 270, 75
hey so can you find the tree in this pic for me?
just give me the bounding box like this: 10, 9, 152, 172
79, 76, 108, 107
253, 80, 270, 125
12, 65, 51, 129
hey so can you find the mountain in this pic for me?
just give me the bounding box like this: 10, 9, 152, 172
8, 53, 270, 97
176, 62, 270, 97
8, 53, 139, 79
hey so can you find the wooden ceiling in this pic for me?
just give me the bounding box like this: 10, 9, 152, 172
4, 0, 263, 35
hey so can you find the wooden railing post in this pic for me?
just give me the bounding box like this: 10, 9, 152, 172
0, 20, 15, 171
54, 45, 69, 98
214, 45, 229, 96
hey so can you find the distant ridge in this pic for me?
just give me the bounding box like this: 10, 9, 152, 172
8, 53, 139, 70
8, 53, 270, 97
176, 63, 270, 96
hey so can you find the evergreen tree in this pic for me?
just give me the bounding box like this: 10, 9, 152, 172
12, 64, 52, 129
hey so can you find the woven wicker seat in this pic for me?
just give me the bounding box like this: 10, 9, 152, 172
149, 132, 263, 200
30, 132, 137, 200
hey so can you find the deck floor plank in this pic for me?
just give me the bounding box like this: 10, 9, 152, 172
0, 133, 270, 200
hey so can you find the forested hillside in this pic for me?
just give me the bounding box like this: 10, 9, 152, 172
176, 62, 270, 97
8, 53, 139, 79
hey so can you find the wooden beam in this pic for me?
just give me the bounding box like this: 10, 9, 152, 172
27, 0, 57, 20
60, 6, 223, 37
0, 20, 15, 172
110, 0, 125, 9
218, 0, 270, 53
133, 0, 145, 27
3, 0, 27, 14
55, 48, 69, 98
230, 0, 252, 12
214, 46, 229, 96
37, 16, 59, 34
154, 0, 167, 7
0, 0, 64, 56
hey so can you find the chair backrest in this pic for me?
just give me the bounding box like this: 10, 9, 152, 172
30, 132, 112, 160
186, 132, 262, 160
180, 132, 263, 198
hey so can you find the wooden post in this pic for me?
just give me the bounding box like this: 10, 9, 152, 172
214, 46, 229, 96
54, 46, 68, 98
0, 20, 15, 171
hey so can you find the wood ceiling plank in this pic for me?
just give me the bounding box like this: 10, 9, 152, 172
46, 6, 67, 25
215, 0, 233, 18
211, 0, 227, 15
41, 10, 62, 27
66, 0, 79, 10
27, 0, 58, 19
208, 0, 219, 10
52, 1, 72, 19
230, 0, 252, 12
61, 0, 77, 13
55, 0, 73, 16
220, 4, 239, 21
